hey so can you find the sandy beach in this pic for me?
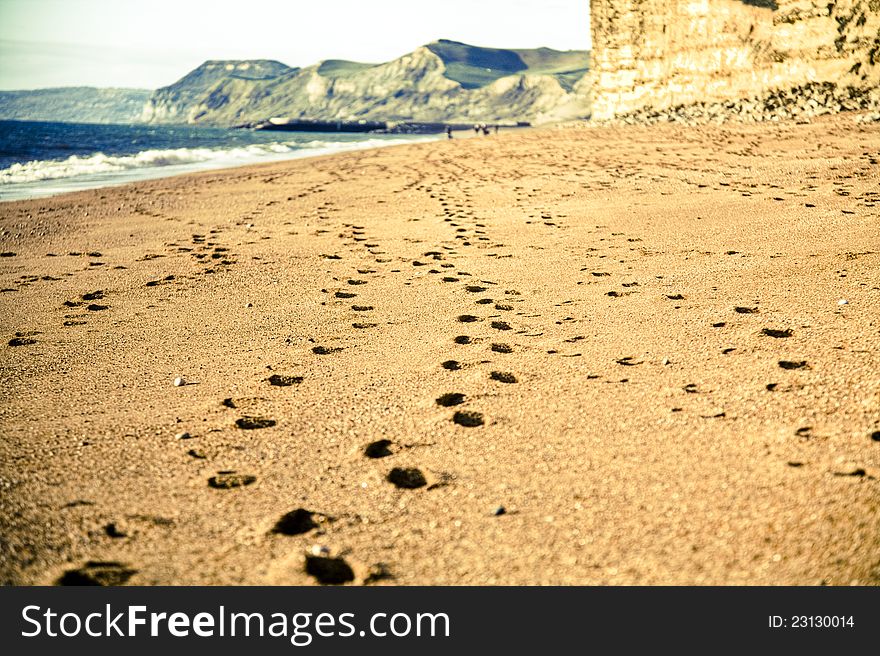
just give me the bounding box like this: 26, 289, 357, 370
1, 114, 878, 585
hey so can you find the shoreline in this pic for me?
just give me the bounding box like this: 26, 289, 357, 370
1, 114, 878, 585
0, 129, 445, 203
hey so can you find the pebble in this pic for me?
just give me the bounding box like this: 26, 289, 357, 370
173, 376, 186, 387
838, 299, 848, 306
175, 432, 192, 440
492, 505, 506, 516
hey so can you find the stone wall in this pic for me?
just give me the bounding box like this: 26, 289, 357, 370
589, 0, 880, 119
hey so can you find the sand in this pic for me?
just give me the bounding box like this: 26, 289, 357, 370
1, 114, 878, 585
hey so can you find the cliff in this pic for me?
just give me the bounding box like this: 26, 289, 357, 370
589, 0, 880, 119
142, 40, 591, 126
0, 87, 151, 124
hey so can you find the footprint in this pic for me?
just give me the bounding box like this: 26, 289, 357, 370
453, 410, 484, 427
267, 374, 303, 387
465, 285, 488, 293
364, 439, 394, 458
761, 328, 792, 338
778, 360, 808, 370
454, 336, 473, 344
458, 315, 480, 323
735, 306, 758, 314
352, 322, 377, 329
208, 472, 257, 488
387, 467, 427, 489
490, 371, 517, 384
351, 305, 373, 312
86, 304, 109, 311
442, 360, 462, 370
235, 416, 277, 429
272, 508, 320, 535
335, 291, 357, 299
57, 561, 137, 586
305, 555, 354, 585
491, 343, 512, 353
436, 392, 466, 407
490, 321, 511, 331
313, 346, 343, 355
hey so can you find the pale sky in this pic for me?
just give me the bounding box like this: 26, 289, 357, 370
0, 0, 590, 90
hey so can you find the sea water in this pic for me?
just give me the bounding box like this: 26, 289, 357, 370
0, 120, 435, 201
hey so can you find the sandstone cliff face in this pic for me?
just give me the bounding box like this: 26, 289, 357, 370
589, 0, 880, 119
141, 42, 591, 127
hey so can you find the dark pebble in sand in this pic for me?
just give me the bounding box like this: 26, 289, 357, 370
491, 343, 513, 353
305, 555, 355, 585
761, 328, 792, 338
734, 306, 758, 314
454, 335, 472, 344
208, 472, 257, 489
8, 337, 36, 346
272, 508, 318, 535
871, 431, 880, 442
57, 561, 137, 586
665, 294, 685, 300
778, 360, 808, 370
388, 467, 427, 489
364, 439, 394, 458
442, 360, 462, 370
491, 321, 511, 331
490, 371, 517, 384
436, 392, 466, 407
267, 374, 303, 387
453, 410, 484, 427
235, 416, 276, 430
458, 315, 480, 323
313, 346, 343, 355
712, 322, 726, 328
492, 506, 506, 516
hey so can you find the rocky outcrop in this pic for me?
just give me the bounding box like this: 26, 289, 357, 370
142, 41, 591, 127
589, 0, 880, 120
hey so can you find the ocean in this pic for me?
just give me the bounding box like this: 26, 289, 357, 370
0, 120, 436, 202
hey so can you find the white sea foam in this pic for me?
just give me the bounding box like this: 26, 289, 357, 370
0, 137, 424, 187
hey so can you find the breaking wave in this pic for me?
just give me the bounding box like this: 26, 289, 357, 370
0, 137, 419, 186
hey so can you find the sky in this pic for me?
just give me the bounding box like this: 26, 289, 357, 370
0, 0, 590, 90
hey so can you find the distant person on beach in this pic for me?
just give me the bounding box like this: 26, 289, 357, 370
494, 125, 499, 135
482, 125, 490, 136
446, 126, 453, 139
